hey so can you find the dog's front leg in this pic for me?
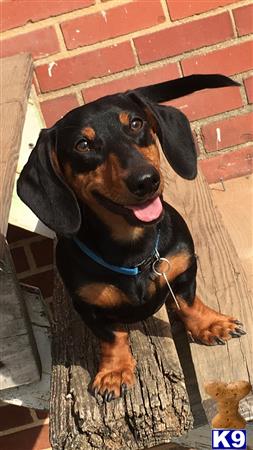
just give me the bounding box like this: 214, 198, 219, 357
170, 260, 246, 345
92, 329, 136, 401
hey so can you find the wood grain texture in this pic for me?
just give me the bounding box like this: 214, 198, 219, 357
0, 53, 33, 236
49, 272, 192, 450
0, 241, 41, 390
0, 54, 39, 391
0, 284, 51, 409
211, 175, 253, 292
161, 155, 253, 423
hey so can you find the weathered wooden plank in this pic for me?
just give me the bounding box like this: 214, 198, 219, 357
211, 175, 253, 291
0, 54, 33, 107
49, 272, 192, 450
0, 53, 33, 236
0, 284, 50, 409
0, 242, 41, 390
0, 54, 42, 391
161, 156, 253, 424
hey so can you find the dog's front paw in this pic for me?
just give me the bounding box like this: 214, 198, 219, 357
177, 296, 246, 346
92, 363, 135, 401
187, 315, 246, 345
92, 330, 136, 401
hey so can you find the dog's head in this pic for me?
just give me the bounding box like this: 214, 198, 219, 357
17, 74, 238, 236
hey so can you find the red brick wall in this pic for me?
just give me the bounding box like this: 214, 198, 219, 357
1, 0, 252, 183
7, 225, 54, 301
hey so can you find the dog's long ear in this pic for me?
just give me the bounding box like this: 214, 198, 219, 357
149, 103, 197, 179
127, 74, 239, 180
128, 92, 197, 179
17, 128, 81, 235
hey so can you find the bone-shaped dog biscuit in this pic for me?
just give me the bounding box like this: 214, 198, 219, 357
205, 381, 252, 429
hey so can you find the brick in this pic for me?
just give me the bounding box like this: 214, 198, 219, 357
36, 42, 135, 92
7, 225, 36, 243
244, 76, 253, 104
61, 1, 165, 50
20, 270, 53, 299
10, 246, 30, 274
0, 424, 50, 450
233, 4, 253, 36
30, 239, 53, 268
193, 132, 200, 156
168, 86, 242, 121
83, 63, 180, 103
199, 146, 253, 183
134, 12, 234, 64
1, 0, 94, 32
182, 40, 253, 76
40, 94, 80, 127
0, 405, 33, 432
201, 112, 253, 152
0, 27, 60, 60
166, 0, 241, 20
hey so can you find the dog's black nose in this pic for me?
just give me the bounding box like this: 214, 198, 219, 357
126, 166, 160, 197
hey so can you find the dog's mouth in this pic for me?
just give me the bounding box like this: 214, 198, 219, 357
125, 196, 163, 222
93, 192, 164, 225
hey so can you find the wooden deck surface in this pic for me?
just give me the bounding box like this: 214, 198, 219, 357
211, 175, 253, 292
173, 174, 253, 450
161, 157, 253, 425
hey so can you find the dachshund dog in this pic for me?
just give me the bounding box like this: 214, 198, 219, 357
17, 74, 246, 402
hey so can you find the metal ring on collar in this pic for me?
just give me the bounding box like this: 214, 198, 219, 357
152, 257, 171, 276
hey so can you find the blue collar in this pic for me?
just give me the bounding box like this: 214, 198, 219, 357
73, 231, 160, 276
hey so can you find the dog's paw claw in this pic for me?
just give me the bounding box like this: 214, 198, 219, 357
235, 327, 246, 335
120, 383, 128, 397
214, 337, 226, 345
93, 387, 99, 397
232, 320, 243, 326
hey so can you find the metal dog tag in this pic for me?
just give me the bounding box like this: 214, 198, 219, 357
152, 255, 180, 310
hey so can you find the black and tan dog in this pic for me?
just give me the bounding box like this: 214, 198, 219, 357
17, 74, 246, 402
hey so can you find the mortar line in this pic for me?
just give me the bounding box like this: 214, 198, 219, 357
23, 243, 38, 272
130, 38, 140, 67
160, 0, 171, 22
17, 264, 54, 280
54, 22, 67, 53
0, 418, 49, 437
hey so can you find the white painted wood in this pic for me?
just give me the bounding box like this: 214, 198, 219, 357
9, 87, 55, 239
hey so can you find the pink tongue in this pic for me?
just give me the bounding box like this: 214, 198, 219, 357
127, 197, 163, 222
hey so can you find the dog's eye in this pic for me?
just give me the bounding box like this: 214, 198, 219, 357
75, 138, 90, 152
130, 118, 143, 132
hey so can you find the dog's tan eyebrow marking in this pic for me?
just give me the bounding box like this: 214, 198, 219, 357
82, 127, 96, 140
119, 112, 130, 126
